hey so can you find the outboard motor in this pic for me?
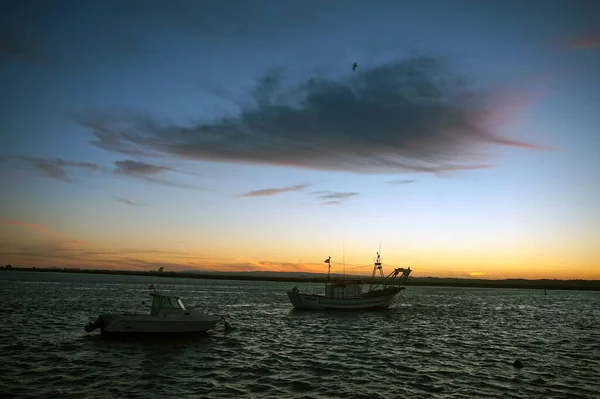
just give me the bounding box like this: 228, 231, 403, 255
84, 316, 105, 332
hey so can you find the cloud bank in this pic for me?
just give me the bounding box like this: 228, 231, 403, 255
73, 56, 546, 175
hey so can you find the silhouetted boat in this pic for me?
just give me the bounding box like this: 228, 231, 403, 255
287, 252, 412, 310
84, 285, 229, 336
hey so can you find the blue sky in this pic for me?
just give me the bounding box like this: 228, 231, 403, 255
1, 0, 599, 278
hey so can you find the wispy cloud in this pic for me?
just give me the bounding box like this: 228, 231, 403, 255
0, 219, 87, 252
388, 179, 416, 184
318, 192, 359, 200
1, 219, 49, 232
571, 32, 600, 49
113, 160, 171, 176
0, 240, 351, 273
3, 155, 207, 191
73, 56, 547, 176
239, 183, 311, 197
112, 159, 208, 190
18, 156, 100, 182
1, 219, 86, 248
1, 229, 386, 273
62, 240, 87, 245
114, 196, 147, 207
315, 191, 359, 205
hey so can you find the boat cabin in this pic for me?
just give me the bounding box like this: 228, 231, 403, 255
149, 293, 186, 316
325, 281, 364, 299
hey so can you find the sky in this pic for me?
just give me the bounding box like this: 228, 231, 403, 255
1, 0, 599, 279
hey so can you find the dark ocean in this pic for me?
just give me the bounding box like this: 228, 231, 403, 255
1, 271, 598, 398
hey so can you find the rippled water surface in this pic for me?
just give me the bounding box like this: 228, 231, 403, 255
1, 271, 599, 398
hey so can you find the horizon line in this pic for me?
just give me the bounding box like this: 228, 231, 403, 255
2, 265, 599, 283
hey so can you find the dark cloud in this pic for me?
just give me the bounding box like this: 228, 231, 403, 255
388, 179, 416, 184
239, 183, 311, 197
18, 156, 100, 182
73, 56, 546, 175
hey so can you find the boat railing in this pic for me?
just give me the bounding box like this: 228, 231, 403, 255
367, 266, 412, 291
159, 308, 182, 318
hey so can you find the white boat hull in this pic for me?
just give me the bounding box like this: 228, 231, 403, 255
88, 313, 222, 335
287, 290, 399, 310
84, 287, 229, 336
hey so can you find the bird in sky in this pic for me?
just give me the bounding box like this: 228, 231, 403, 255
352, 62, 358, 71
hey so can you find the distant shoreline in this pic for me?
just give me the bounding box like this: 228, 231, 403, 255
2, 266, 599, 291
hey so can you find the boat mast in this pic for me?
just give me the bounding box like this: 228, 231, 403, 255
342, 240, 346, 279
370, 242, 383, 292
325, 256, 331, 281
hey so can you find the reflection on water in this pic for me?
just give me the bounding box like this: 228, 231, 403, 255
1, 271, 599, 398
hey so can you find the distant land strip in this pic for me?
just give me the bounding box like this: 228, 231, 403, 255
2, 266, 600, 291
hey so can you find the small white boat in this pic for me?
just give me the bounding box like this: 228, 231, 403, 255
84, 285, 229, 336
287, 252, 412, 310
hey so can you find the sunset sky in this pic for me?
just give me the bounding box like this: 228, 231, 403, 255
1, 0, 599, 279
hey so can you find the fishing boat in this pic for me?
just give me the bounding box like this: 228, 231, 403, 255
287, 252, 412, 310
84, 285, 230, 336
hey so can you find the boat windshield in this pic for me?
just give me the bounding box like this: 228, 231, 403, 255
160, 296, 183, 309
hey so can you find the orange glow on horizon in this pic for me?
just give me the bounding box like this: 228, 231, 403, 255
2, 249, 599, 280
2, 219, 598, 280
1, 219, 49, 232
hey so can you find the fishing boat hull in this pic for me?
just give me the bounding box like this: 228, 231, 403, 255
287, 290, 399, 310
286, 252, 412, 310
85, 314, 222, 335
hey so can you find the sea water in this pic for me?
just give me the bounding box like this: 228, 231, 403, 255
1, 271, 598, 398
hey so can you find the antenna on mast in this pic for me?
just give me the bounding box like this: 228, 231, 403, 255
343, 239, 346, 279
